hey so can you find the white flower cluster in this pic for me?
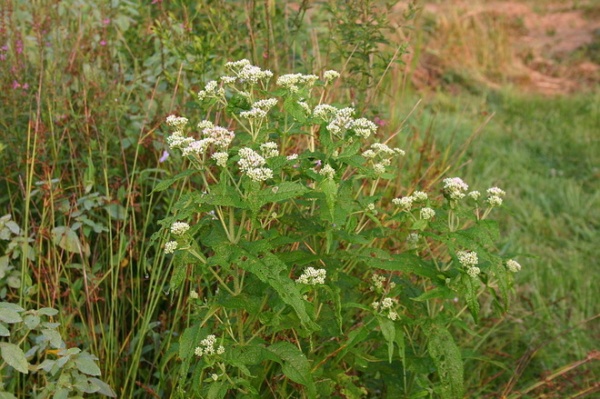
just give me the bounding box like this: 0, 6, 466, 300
372, 297, 399, 321
276, 73, 319, 92
260, 142, 279, 158
201, 126, 235, 149
166, 132, 194, 150
350, 118, 378, 139
486, 186, 506, 207
171, 222, 190, 236
420, 207, 436, 220
370, 274, 386, 291
194, 335, 225, 358
296, 267, 326, 285
457, 250, 480, 278
319, 164, 336, 180
392, 196, 413, 211
323, 70, 340, 83
362, 142, 404, 176
240, 108, 267, 120
197, 80, 225, 101
443, 177, 469, 201
166, 115, 189, 131
211, 152, 229, 167
406, 232, 420, 248
225, 59, 273, 85
326, 107, 355, 137
164, 240, 178, 254
506, 259, 522, 273
312, 104, 338, 121
468, 191, 481, 201
237, 147, 273, 182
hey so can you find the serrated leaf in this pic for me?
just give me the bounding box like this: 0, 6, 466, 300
255, 182, 309, 208
88, 377, 117, 397
74, 352, 101, 376
0, 308, 22, 324
267, 342, 316, 399
179, 324, 202, 361
0, 342, 29, 374
378, 317, 396, 363
319, 179, 338, 222
425, 321, 464, 399
152, 169, 195, 192
461, 275, 480, 323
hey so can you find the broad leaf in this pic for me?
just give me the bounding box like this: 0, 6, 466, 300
0, 342, 28, 374
425, 321, 464, 399
267, 342, 316, 399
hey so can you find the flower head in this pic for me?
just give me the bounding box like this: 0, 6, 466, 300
296, 267, 326, 285
443, 177, 469, 201
506, 259, 522, 273
171, 222, 190, 236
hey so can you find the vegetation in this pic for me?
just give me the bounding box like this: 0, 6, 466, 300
0, 0, 597, 397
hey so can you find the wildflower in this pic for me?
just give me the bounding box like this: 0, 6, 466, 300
238, 64, 273, 84
164, 241, 178, 254
211, 152, 229, 167
487, 187, 506, 197
443, 177, 469, 201
467, 266, 481, 278
197, 120, 214, 130
167, 132, 193, 149
240, 108, 267, 120
411, 191, 428, 202
159, 150, 169, 163
506, 259, 522, 273
319, 164, 336, 180
362, 149, 376, 159
313, 104, 338, 120
296, 267, 326, 285
366, 203, 375, 212
253, 98, 278, 111
194, 334, 225, 358
211, 374, 219, 381
373, 163, 386, 175
487, 196, 503, 207
197, 80, 223, 100
392, 196, 413, 211
189, 290, 199, 299
370, 274, 386, 291
238, 148, 266, 171
220, 76, 237, 84
350, 118, 378, 138
166, 115, 188, 131
420, 207, 436, 220
276, 73, 318, 91
456, 251, 478, 268
388, 311, 399, 321
260, 142, 279, 158
286, 154, 298, 161
323, 70, 340, 82
181, 138, 213, 156
381, 297, 398, 310
245, 167, 273, 182
201, 126, 235, 149
171, 222, 190, 236
468, 191, 481, 201
297, 101, 311, 114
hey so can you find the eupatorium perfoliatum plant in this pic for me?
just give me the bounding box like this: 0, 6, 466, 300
153, 59, 521, 399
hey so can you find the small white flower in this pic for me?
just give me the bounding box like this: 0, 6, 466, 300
319, 164, 336, 180
350, 118, 378, 138
171, 222, 190, 236
240, 108, 267, 120
194, 346, 204, 357
392, 196, 413, 211
211, 152, 229, 167
373, 163, 386, 175
457, 251, 478, 268
245, 167, 273, 182
506, 259, 522, 273
238, 148, 266, 171
388, 311, 399, 321
406, 233, 420, 247
420, 207, 436, 220
166, 115, 188, 130
443, 177, 469, 201
487, 196, 503, 207
487, 187, 506, 197
366, 203, 375, 212
164, 241, 178, 254
467, 266, 481, 278
323, 70, 340, 82
286, 153, 298, 161
260, 142, 279, 158
362, 149, 376, 158
296, 267, 326, 285
297, 101, 311, 114
182, 138, 214, 156
313, 104, 338, 120
253, 98, 278, 111
211, 374, 219, 381
468, 191, 481, 201
189, 290, 199, 299
197, 120, 214, 130
411, 191, 428, 202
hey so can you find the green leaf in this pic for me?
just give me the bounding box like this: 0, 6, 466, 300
0, 392, 18, 399
255, 182, 310, 208
41, 328, 64, 349
319, 179, 338, 222
0, 308, 22, 324
179, 324, 202, 362
88, 377, 117, 398
230, 243, 319, 333
0, 342, 29, 374
23, 314, 41, 330
411, 286, 456, 302
351, 251, 439, 280
0, 323, 9, 337
425, 321, 464, 399
461, 275, 480, 323
283, 97, 308, 123
378, 317, 396, 363
74, 352, 102, 376
152, 169, 195, 192
38, 307, 59, 316
51, 226, 86, 255
267, 342, 316, 399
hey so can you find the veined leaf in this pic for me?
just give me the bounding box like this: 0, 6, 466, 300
425, 321, 464, 399
267, 342, 316, 399
152, 169, 195, 192
74, 352, 102, 376
0, 342, 28, 374
255, 182, 310, 208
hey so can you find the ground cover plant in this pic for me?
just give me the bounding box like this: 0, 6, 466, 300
0, 0, 598, 397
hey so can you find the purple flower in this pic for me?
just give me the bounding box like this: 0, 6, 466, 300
159, 150, 169, 163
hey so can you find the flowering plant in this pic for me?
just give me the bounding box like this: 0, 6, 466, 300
154, 60, 520, 398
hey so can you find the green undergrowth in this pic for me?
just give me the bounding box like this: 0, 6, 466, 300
398, 88, 600, 396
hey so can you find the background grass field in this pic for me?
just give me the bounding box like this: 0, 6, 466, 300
1, 0, 598, 397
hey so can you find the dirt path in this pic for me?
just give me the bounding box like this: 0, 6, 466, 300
403, 1, 600, 94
